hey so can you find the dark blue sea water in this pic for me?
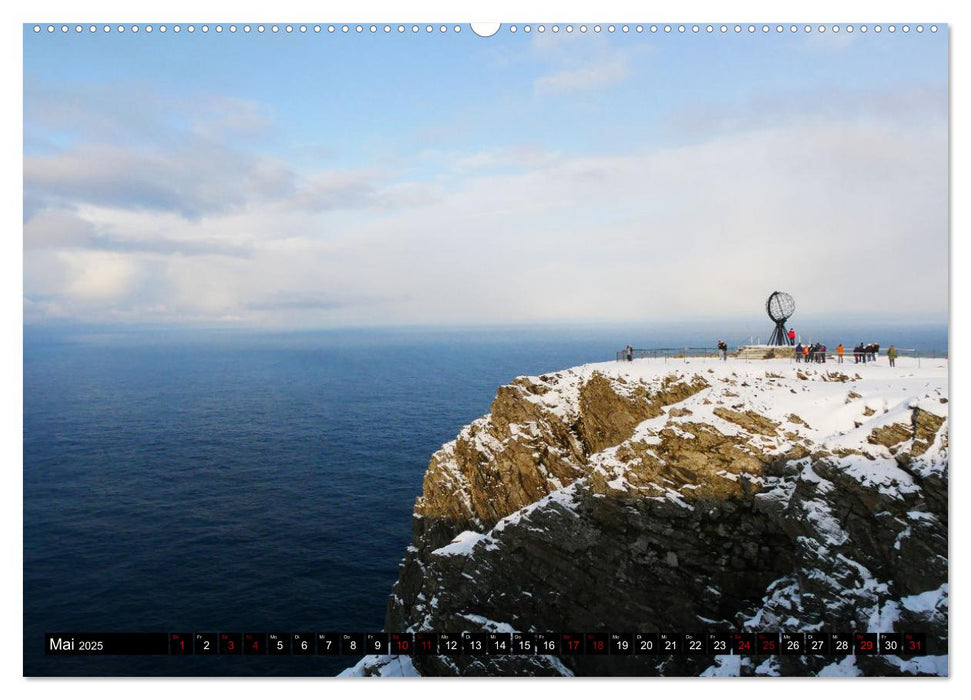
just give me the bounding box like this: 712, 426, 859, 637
23, 322, 947, 676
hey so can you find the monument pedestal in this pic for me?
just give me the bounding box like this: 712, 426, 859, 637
736, 345, 796, 360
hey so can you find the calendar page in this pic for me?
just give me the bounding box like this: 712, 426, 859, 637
22, 10, 949, 681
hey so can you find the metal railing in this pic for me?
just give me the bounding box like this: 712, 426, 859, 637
617, 347, 725, 363
619, 346, 939, 368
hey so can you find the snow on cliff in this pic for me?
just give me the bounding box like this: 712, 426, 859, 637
352, 355, 949, 677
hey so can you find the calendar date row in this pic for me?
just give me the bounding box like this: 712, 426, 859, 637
46, 631, 929, 657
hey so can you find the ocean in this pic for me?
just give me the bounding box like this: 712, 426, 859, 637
22, 322, 948, 676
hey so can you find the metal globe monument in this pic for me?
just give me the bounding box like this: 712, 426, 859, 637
766, 291, 795, 346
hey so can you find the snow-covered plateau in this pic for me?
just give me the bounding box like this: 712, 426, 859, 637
343, 356, 948, 677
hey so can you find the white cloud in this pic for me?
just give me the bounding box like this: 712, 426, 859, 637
529, 32, 644, 96
534, 57, 630, 95
25, 142, 296, 219
21, 95, 947, 328
450, 145, 560, 174
60, 251, 140, 302
23, 211, 95, 249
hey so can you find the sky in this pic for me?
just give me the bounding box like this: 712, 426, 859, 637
22, 23, 949, 328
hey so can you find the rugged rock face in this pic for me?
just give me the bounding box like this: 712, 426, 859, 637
378, 358, 948, 677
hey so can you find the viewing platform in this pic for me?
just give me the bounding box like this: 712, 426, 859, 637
615, 345, 796, 362
734, 344, 796, 360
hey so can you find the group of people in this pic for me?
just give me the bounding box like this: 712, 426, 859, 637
794, 342, 829, 363
792, 340, 896, 365
853, 343, 881, 364
621, 337, 899, 367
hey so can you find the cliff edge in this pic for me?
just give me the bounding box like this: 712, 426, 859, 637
366, 357, 948, 676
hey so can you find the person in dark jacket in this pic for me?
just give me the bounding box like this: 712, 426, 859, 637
795, 342, 803, 363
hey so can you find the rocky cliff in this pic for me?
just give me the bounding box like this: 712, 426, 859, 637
365, 357, 949, 676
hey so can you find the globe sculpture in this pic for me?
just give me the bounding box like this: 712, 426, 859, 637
766, 291, 796, 346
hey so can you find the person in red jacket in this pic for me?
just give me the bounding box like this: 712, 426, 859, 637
788, 328, 796, 344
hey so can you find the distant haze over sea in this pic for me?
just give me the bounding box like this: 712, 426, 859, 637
24, 319, 949, 358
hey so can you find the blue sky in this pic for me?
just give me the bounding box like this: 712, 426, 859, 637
23, 24, 948, 327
